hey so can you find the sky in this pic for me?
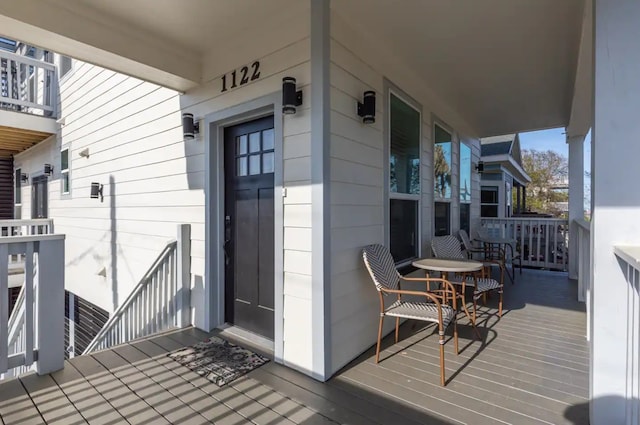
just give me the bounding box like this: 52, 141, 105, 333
518, 127, 592, 209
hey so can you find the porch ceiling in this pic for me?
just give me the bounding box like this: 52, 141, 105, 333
0, 1, 586, 135
0, 125, 53, 158
333, 0, 587, 137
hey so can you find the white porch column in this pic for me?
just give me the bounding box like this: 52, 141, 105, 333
592, 1, 640, 423
567, 135, 584, 280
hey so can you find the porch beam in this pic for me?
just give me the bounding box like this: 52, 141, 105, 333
0, 0, 201, 92
591, 0, 640, 423
567, 134, 585, 280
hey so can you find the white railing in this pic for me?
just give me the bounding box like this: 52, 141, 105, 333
0, 50, 56, 116
613, 246, 640, 425
480, 217, 569, 271
0, 234, 65, 378
1, 219, 55, 266
0, 219, 54, 237
83, 224, 191, 354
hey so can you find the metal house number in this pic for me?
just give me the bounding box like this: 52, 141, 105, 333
221, 61, 261, 93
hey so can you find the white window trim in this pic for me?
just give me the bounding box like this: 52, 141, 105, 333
58, 54, 74, 84
388, 87, 422, 266
61, 146, 70, 197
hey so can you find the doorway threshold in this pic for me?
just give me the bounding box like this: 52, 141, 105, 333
217, 324, 274, 357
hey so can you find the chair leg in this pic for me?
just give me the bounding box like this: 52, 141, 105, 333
395, 317, 400, 343
453, 321, 459, 355
482, 292, 487, 305
375, 315, 384, 363
498, 289, 503, 318
439, 332, 446, 386
473, 296, 478, 325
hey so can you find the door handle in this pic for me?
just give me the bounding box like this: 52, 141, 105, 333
224, 215, 231, 266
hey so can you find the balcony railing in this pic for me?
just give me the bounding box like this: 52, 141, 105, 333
0, 50, 56, 116
1, 234, 65, 378
480, 217, 569, 271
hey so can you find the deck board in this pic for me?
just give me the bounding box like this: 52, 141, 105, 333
2, 269, 589, 425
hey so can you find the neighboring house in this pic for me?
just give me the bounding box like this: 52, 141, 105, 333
2, 2, 640, 423
479, 134, 531, 218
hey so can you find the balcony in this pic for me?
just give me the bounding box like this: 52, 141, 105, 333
0, 269, 587, 425
0, 49, 57, 159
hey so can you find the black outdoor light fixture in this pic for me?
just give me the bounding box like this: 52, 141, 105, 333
282, 77, 303, 115
182, 113, 199, 140
20, 172, 28, 183
44, 163, 54, 176
90, 182, 103, 201
475, 161, 484, 173
357, 90, 376, 124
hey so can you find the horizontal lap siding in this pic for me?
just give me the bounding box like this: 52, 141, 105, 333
328, 10, 483, 375
15, 26, 312, 357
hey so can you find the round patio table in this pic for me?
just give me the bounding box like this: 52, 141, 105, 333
412, 257, 484, 338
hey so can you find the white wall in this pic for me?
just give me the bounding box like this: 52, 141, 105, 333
328, 10, 482, 375
14, 3, 315, 373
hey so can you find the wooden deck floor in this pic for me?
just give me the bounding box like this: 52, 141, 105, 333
0, 269, 588, 425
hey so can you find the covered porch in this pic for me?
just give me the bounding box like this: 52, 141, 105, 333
0, 269, 587, 425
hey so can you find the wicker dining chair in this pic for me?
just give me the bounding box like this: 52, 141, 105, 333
362, 244, 458, 386
459, 229, 506, 285
431, 235, 503, 320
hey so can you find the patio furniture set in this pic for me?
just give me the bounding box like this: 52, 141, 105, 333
362, 230, 517, 386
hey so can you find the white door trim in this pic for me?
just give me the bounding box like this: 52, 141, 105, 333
202, 92, 284, 361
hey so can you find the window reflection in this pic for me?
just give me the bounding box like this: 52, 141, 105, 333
434, 124, 452, 199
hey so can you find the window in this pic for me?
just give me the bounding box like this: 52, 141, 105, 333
434, 124, 452, 199
460, 142, 472, 234
389, 92, 421, 264
14, 168, 21, 205
505, 181, 512, 217
61, 148, 70, 195
434, 202, 451, 236
460, 203, 470, 234
60, 56, 72, 78
481, 186, 499, 217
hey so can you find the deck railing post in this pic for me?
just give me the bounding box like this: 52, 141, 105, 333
176, 224, 192, 328
35, 237, 65, 375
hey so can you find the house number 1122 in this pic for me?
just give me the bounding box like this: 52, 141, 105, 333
221, 61, 261, 93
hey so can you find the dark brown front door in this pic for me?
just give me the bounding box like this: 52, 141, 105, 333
224, 116, 275, 339
31, 175, 48, 219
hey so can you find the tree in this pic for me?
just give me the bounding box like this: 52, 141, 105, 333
520, 149, 569, 217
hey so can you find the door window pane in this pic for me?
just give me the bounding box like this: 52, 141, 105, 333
460, 143, 471, 202
434, 202, 450, 236
262, 129, 274, 151
249, 154, 261, 175
390, 199, 418, 263
236, 135, 248, 155
434, 124, 452, 199
237, 157, 248, 176
390, 94, 420, 195
262, 152, 274, 174
249, 132, 261, 153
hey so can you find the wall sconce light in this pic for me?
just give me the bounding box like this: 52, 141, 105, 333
357, 90, 376, 124
475, 161, 484, 173
20, 172, 28, 183
90, 182, 103, 201
79, 148, 90, 158
44, 163, 54, 176
282, 77, 303, 115
182, 113, 200, 140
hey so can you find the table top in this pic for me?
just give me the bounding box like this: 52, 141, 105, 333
477, 236, 516, 244
412, 257, 483, 273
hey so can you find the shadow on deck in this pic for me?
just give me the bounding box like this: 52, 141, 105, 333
0, 269, 588, 425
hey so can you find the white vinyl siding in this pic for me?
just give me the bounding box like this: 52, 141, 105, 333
328, 9, 483, 376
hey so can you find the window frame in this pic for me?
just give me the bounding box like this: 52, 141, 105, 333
60, 146, 71, 197
387, 87, 422, 266
481, 185, 500, 217
59, 55, 73, 82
